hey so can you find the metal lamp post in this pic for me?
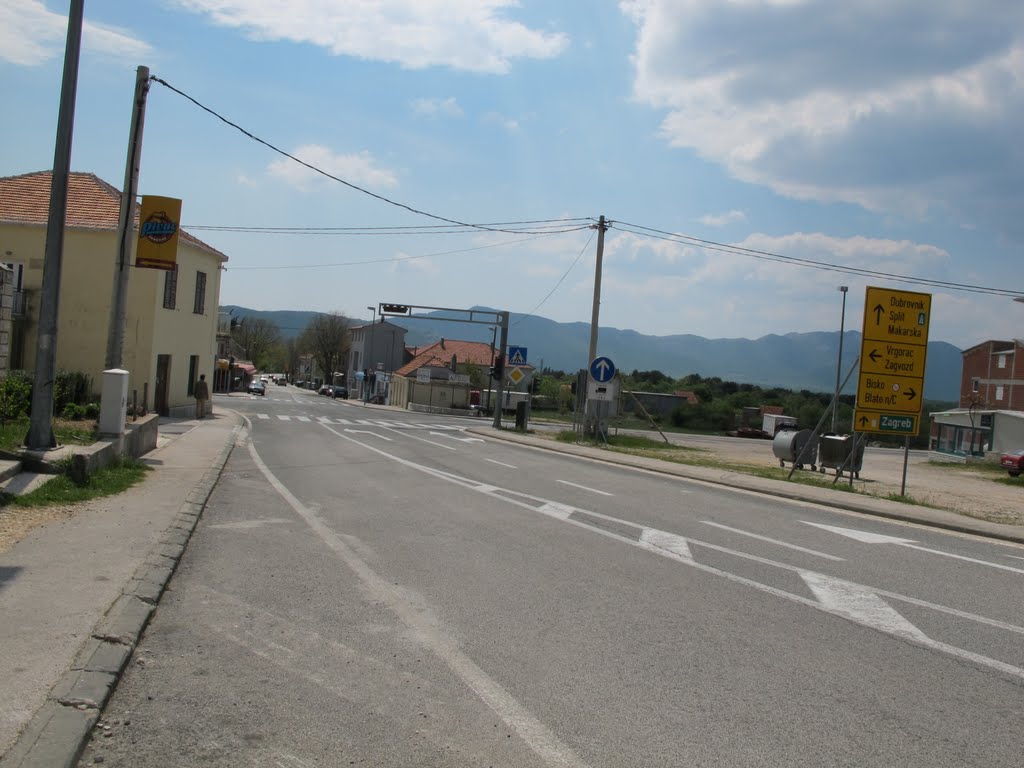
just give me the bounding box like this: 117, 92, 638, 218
487, 325, 497, 414
832, 286, 849, 432
366, 305, 376, 402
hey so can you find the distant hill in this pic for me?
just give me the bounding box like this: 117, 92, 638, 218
221, 305, 963, 402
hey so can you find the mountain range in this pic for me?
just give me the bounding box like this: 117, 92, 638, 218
221, 305, 963, 402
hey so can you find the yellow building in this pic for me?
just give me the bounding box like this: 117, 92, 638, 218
0, 171, 227, 416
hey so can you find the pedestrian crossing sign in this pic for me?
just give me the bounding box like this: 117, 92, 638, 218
508, 346, 527, 365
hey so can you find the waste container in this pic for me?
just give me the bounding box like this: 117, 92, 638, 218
818, 434, 864, 478
772, 428, 818, 470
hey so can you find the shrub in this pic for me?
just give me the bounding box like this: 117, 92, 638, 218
53, 370, 92, 415
0, 370, 32, 425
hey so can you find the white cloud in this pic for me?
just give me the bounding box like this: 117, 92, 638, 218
698, 209, 746, 227
481, 111, 520, 132
0, 0, 151, 65
267, 144, 399, 191
175, 0, 569, 74
410, 96, 464, 118
622, 1, 1024, 235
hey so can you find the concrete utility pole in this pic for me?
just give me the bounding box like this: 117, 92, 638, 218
491, 312, 510, 430
587, 215, 608, 365
26, 0, 84, 451
106, 65, 151, 369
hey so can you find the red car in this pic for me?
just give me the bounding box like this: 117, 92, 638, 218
1000, 449, 1024, 477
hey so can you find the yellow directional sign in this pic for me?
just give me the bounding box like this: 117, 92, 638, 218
862, 287, 931, 346
856, 371, 922, 412
508, 366, 526, 385
856, 286, 932, 433
853, 410, 918, 435
860, 339, 927, 378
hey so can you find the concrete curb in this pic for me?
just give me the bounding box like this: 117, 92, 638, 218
472, 426, 1024, 546
0, 419, 241, 768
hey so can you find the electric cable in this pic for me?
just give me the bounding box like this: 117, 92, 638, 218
150, 76, 589, 236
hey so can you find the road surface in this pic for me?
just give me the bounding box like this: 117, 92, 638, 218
78, 389, 1024, 766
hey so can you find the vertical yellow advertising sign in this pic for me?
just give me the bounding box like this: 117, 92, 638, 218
136, 195, 181, 270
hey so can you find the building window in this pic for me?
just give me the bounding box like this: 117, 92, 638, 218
187, 355, 198, 396
193, 271, 206, 314
971, 377, 979, 393
163, 265, 178, 309
996, 385, 1004, 401
997, 354, 1006, 368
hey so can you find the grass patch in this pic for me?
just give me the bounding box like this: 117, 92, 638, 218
0, 418, 98, 452
2, 457, 150, 508
554, 430, 702, 452
925, 459, 1008, 476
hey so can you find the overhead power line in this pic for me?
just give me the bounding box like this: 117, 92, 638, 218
151, 76, 590, 236
614, 220, 1024, 298
227, 233, 567, 270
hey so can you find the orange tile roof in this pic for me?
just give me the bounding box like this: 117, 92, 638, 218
0, 170, 227, 261
395, 338, 507, 377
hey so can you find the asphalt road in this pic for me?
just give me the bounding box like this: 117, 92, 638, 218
78, 389, 1024, 767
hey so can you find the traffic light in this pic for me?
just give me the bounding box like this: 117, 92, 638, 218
380, 304, 409, 315
531, 375, 541, 394
492, 355, 504, 381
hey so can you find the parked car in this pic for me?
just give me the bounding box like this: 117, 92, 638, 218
248, 380, 266, 396
331, 385, 349, 399
999, 449, 1024, 477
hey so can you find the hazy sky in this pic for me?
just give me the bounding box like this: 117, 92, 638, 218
3, 0, 1023, 348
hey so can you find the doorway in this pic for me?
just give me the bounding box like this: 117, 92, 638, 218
155, 354, 171, 416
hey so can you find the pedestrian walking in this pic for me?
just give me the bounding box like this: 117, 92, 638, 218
194, 373, 210, 418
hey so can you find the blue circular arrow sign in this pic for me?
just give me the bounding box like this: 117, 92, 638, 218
589, 356, 616, 383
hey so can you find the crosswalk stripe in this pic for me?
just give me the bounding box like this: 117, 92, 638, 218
277, 415, 290, 421
317, 416, 332, 423
297, 416, 311, 422
257, 414, 269, 419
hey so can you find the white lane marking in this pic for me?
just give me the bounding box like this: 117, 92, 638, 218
1008, 555, 1024, 562
372, 424, 456, 451
802, 522, 915, 545
317, 416, 333, 423
298, 416, 311, 422
312, 423, 1024, 682
356, 419, 376, 425
639, 529, 693, 561
208, 518, 292, 530
801, 573, 929, 643
485, 458, 518, 469
429, 431, 485, 443
556, 479, 613, 497
804, 521, 1024, 575
277, 415, 291, 421
257, 414, 270, 419
344, 429, 392, 441
702, 521, 844, 561
246, 439, 591, 768
335, 419, 352, 425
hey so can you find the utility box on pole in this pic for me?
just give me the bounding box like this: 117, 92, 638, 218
99, 368, 129, 437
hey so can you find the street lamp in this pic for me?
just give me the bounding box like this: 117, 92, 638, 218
833, 286, 849, 432
366, 305, 376, 403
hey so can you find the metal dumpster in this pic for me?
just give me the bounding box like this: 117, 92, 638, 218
772, 428, 818, 471
817, 433, 864, 478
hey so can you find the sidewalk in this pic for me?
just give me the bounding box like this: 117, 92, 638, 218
0, 409, 241, 767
